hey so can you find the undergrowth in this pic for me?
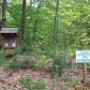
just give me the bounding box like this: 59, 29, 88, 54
20, 76, 46, 90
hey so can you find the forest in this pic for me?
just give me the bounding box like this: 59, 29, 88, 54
0, 0, 90, 90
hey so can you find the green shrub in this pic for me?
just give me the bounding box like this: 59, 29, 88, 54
64, 76, 71, 82
0, 50, 6, 60
20, 76, 34, 90
7, 55, 37, 70
72, 79, 81, 86
49, 58, 70, 77
48, 49, 71, 77
0, 50, 9, 68
0, 76, 5, 82
20, 76, 46, 90
34, 80, 46, 90
6, 55, 19, 71
7, 54, 49, 71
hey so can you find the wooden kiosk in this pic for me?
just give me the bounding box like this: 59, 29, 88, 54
0, 28, 18, 55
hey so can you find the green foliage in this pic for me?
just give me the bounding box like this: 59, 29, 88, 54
63, 74, 82, 86
72, 79, 81, 86
6, 0, 90, 53
64, 76, 71, 82
7, 56, 20, 71
20, 76, 46, 90
0, 50, 6, 60
7, 53, 53, 71
49, 49, 71, 76
0, 50, 10, 68
50, 59, 70, 77
7, 55, 37, 70
87, 63, 90, 69
1, 0, 90, 77
0, 76, 5, 82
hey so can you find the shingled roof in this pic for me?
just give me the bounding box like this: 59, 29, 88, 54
0, 28, 18, 33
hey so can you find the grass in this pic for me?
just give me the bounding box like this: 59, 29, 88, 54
20, 76, 46, 90
0, 50, 10, 68
72, 79, 81, 86
64, 76, 72, 82
0, 60, 10, 68
0, 75, 5, 82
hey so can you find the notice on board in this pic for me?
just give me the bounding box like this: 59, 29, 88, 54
76, 50, 90, 63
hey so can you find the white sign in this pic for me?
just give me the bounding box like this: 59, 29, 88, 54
12, 43, 16, 47
5, 43, 8, 47
76, 50, 90, 63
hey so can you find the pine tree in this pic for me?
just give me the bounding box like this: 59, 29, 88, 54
2, 0, 6, 27
22, 0, 26, 44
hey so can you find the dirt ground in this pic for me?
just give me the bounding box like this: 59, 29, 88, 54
0, 64, 90, 90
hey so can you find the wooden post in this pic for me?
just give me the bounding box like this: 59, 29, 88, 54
83, 63, 87, 84
75, 86, 89, 90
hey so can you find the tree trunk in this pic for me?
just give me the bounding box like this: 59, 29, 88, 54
31, 4, 41, 49
0, 19, 2, 47
33, 19, 37, 40
22, 0, 26, 44
2, 0, 6, 27
32, 5, 40, 40
0, 19, 2, 30
53, 0, 59, 62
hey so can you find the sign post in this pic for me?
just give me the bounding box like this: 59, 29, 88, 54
83, 63, 87, 83
76, 50, 90, 83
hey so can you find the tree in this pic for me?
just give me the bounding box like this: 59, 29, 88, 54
0, 1, 2, 30
32, 3, 41, 41
22, 0, 26, 44
53, 0, 59, 62
0, 20, 1, 30
2, 0, 6, 27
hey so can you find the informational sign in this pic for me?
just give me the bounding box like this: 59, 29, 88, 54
76, 50, 90, 63
5, 43, 8, 47
12, 43, 16, 47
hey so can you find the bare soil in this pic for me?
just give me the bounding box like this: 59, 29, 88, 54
0, 64, 90, 90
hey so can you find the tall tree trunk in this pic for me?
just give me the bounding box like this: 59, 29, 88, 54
22, 0, 26, 44
53, 0, 59, 62
2, 0, 6, 27
33, 19, 37, 40
0, 2, 2, 30
0, 19, 1, 30
32, 5, 40, 40
0, 19, 2, 47
31, 4, 40, 50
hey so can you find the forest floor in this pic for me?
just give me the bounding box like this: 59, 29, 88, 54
0, 63, 90, 90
